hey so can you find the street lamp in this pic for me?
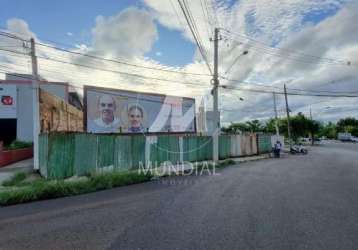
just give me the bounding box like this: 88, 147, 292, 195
225, 50, 249, 75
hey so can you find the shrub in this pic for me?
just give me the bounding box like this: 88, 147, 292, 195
2, 172, 27, 187
0, 171, 152, 206
5, 140, 33, 150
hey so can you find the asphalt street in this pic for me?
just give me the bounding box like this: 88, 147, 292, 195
1, 142, 358, 250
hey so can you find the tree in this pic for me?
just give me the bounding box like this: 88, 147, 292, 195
336, 117, 358, 136
222, 120, 264, 134
222, 122, 249, 133
245, 120, 263, 133
317, 122, 337, 139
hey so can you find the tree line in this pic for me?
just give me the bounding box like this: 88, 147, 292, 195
222, 113, 358, 141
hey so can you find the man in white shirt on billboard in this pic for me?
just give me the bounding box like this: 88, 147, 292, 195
90, 94, 120, 133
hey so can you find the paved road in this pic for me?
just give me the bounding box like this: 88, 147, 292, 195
1, 143, 358, 250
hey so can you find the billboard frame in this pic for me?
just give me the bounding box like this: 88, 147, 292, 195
83, 85, 197, 135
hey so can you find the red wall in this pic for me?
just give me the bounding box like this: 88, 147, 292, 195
0, 142, 33, 167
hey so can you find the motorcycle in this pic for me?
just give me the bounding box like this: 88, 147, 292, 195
290, 144, 308, 154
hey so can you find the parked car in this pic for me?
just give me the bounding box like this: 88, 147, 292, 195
351, 137, 358, 143
338, 132, 353, 142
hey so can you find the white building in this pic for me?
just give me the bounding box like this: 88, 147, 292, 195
0, 74, 70, 144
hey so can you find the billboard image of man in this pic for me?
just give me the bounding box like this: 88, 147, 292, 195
88, 94, 120, 133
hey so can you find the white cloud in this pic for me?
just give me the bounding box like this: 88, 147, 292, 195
155, 51, 162, 56
66, 32, 73, 36
91, 8, 158, 58
6, 18, 37, 40
1, 1, 358, 124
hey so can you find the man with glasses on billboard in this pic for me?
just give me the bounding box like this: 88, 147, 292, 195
90, 94, 121, 133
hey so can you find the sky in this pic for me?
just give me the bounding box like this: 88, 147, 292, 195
0, 0, 357, 125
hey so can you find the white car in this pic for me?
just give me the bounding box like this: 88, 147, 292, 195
351, 137, 358, 143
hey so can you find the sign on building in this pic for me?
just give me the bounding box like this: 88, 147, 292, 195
84, 86, 196, 134
0, 85, 17, 118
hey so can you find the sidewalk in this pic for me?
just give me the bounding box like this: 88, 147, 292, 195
0, 158, 33, 185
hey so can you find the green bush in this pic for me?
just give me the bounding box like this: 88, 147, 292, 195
5, 140, 33, 150
2, 172, 27, 187
0, 171, 152, 206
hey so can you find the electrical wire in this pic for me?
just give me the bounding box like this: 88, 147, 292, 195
36, 42, 211, 77
220, 85, 358, 98
177, 0, 213, 75
221, 29, 351, 66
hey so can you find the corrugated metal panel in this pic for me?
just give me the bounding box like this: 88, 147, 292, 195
168, 136, 180, 163
114, 135, 132, 170
251, 134, 258, 155
240, 134, 257, 156
97, 135, 115, 168
198, 136, 212, 161
131, 135, 145, 169
74, 134, 98, 176
47, 133, 75, 179
183, 136, 196, 162
39, 134, 48, 178
258, 134, 272, 154
38, 132, 267, 180
219, 135, 231, 159
230, 134, 241, 157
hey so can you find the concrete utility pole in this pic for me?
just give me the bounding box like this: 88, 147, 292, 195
212, 28, 220, 162
30, 38, 40, 170
273, 92, 279, 136
284, 84, 292, 148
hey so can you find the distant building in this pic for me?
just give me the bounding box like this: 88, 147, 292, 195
0, 73, 81, 144
196, 99, 219, 136
196, 100, 207, 134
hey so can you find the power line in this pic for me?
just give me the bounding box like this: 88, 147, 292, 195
0, 46, 212, 91
37, 54, 211, 88
220, 76, 358, 95
177, 0, 213, 75
224, 35, 351, 67
0, 29, 212, 77
199, 0, 212, 42
220, 85, 358, 98
209, 0, 220, 28
36, 42, 211, 77
1, 37, 355, 99
0, 31, 29, 42
0, 55, 211, 92
220, 29, 352, 66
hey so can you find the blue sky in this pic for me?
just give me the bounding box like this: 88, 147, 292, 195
0, 0, 343, 67
1, 0, 356, 122
0, 0, 195, 67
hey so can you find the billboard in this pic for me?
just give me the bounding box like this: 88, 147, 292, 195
84, 86, 196, 134
0, 85, 17, 118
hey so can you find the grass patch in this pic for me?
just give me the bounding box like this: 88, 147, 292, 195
2, 172, 27, 187
0, 171, 152, 206
5, 140, 32, 150
218, 159, 236, 168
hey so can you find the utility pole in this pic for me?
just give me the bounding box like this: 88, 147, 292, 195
309, 106, 314, 146
212, 28, 220, 162
284, 84, 292, 148
30, 38, 40, 170
272, 92, 279, 136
